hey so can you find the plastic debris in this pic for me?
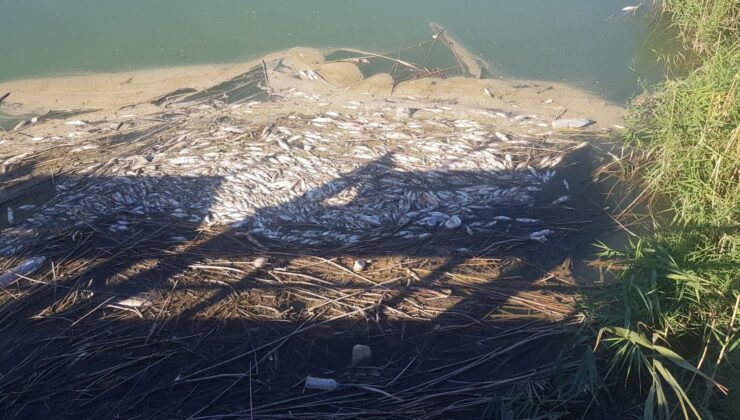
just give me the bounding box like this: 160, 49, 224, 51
305, 376, 340, 391
13, 120, 31, 131
0, 256, 46, 287
253, 257, 269, 269
352, 259, 367, 273
494, 131, 510, 142
6, 207, 14, 224
351, 344, 372, 366
622, 4, 641, 13
515, 218, 541, 224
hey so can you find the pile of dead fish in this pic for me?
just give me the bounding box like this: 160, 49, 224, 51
1, 100, 577, 255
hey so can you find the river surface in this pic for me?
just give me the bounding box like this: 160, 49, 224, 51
0, 0, 681, 103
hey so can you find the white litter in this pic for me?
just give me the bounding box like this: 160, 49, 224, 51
351, 344, 372, 366
352, 259, 367, 273
305, 376, 340, 391
253, 257, 269, 269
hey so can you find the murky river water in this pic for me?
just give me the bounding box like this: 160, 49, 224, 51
0, 0, 680, 103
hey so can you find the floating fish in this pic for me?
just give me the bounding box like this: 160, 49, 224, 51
622, 4, 642, 13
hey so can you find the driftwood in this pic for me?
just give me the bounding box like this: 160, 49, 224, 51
339, 48, 423, 72
429, 22, 490, 79
0, 92, 9, 104
261, 60, 270, 90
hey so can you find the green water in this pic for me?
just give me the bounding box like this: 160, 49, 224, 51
0, 0, 680, 103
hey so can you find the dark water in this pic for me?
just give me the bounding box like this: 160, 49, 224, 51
0, 0, 682, 103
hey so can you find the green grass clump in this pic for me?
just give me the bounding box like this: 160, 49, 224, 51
624, 44, 739, 226
592, 229, 739, 418
584, 1, 740, 418
659, 0, 739, 54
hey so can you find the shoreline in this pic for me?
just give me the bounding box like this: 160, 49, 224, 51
0, 47, 625, 128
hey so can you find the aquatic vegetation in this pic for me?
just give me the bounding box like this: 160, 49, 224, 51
586, 1, 740, 418
625, 44, 739, 226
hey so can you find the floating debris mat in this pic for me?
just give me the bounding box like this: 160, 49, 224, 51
179, 64, 271, 104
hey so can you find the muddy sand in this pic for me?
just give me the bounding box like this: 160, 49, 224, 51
0, 47, 626, 418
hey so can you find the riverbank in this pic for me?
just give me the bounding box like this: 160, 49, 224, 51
0, 46, 629, 418
588, 1, 739, 418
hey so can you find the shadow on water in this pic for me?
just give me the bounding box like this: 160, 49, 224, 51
0, 137, 626, 417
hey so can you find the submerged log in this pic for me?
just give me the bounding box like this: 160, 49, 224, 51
429, 22, 492, 79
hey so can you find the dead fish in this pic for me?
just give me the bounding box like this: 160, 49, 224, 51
622, 4, 641, 13
445, 215, 462, 229
113, 297, 150, 309
529, 229, 553, 243
13, 120, 30, 131
0, 256, 46, 287
311, 117, 334, 124
551, 118, 594, 129
552, 195, 571, 205
494, 132, 509, 142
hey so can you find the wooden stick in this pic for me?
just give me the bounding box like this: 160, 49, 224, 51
339, 48, 422, 71
261, 60, 270, 91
